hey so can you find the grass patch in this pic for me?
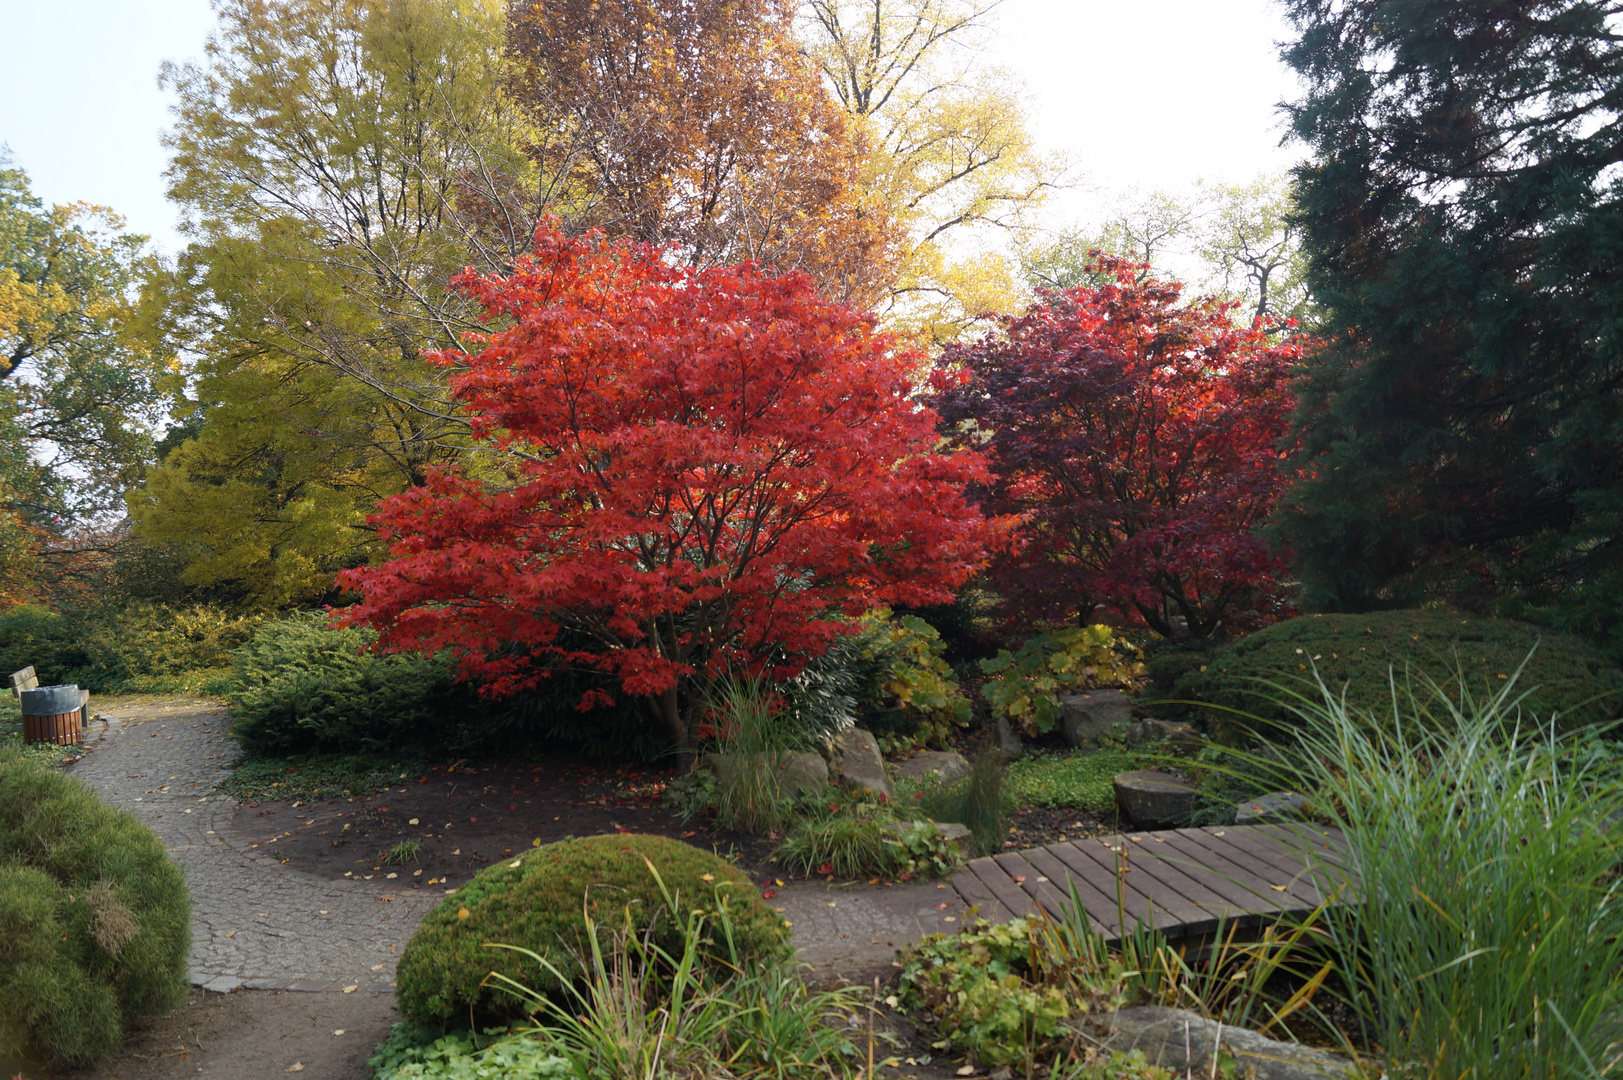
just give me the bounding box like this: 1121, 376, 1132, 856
384, 839, 422, 866
219, 753, 426, 803
1005, 750, 1160, 811
0, 697, 86, 768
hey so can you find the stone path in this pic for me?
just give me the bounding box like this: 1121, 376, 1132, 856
67, 700, 441, 994
66, 697, 968, 994
65, 697, 1342, 1000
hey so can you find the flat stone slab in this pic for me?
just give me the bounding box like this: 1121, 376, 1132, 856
1113, 769, 1200, 828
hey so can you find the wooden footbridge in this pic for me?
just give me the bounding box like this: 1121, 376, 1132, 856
946, 823, 1351, 942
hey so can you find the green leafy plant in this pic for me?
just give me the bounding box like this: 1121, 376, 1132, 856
395, 834, 790, 1026
898, 917, 1114, 1069
980, 626, 1144, 737
0, 759, 190, 1069
369, 1024, 571, 1079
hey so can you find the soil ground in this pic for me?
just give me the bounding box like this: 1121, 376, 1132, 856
218, 756, 1118, 890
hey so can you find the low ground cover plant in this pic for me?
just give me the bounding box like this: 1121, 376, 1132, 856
1167, 610, 1623, 734
396, 834, 790, 1027
1005, 750, 1161, 812
0, 758, 190, 1069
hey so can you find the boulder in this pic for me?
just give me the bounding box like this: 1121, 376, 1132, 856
1059, 689, 1133, 746
1113, 769, 1199, 828
1235, 791, 1313, 826
703, 751, 829, 798
1080, 1006, 1353, 1079
830, 727, 894, 800
894, 751, 972, 787
996, 715, 1025, 759
1126, 717, 1203, 749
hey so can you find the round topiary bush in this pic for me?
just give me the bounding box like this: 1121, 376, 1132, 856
396, 833, 791, 1026
1169, 611, 1623, 734
0, 758, 191, 1069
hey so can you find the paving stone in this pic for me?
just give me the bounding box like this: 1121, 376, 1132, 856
200, 975, 243, 993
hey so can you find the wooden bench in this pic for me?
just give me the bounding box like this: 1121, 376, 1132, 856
12, 669, 90, 745
10, 665, 38, 698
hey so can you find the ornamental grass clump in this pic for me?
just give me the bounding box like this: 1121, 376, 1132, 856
0, 758, 190, 1069
395, 834, 790, 1027
1266, 664, 1623, 1077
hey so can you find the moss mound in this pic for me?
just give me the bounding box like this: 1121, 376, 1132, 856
1170, 611, 1623, 733
396, 833, 791, 1026
0, 758, 190, 1069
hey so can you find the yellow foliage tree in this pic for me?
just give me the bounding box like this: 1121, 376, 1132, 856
799, 0, 1062, 342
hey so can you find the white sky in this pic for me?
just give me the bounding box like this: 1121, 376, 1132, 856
1, 0, 1306, 256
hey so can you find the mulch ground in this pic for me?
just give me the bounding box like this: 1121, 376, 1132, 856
220, 757, 781, 891
221, 753, 1123, 894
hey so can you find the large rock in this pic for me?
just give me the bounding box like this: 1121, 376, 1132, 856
1235, 791, 1313, 826
894, 750, 972, 787
830, 728, 894, 800
1081, 1006, 1353, 1079
1059, 689, 1133, 746
704, 751, 829, 797
1113, 769, 1199, 828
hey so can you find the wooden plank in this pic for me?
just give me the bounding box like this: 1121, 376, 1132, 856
1213, 827, 1340, 908
993, 850, 1078, 922
1008, 846, 1112, 937
964, 856, 1036, 920
1171, 829, 1321, 911
1046, 838, 1190, 937
1117, 834, 1255, 935
1026, 844, 1130, 937
1090, 834, 1230, 937
949, 867, 1015, 925
1237, 825, 1350, 904
1147, 830, 1296, 920
9, 666, 37, 698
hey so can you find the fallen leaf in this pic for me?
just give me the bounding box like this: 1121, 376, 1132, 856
333, 1029, 346, 1035
775, 879, 785, 887
508, 861, 520, 868
827, 901, 837, 908
285, 1065, 304, 1073
761, 890, 776, 899
957, 1067, 977, 1076
1270, 885, 1288, 892
700, 873, 714, 882
1011, 875, 1026, 884
943, 916, 957, 922
342, 985, 358, 993
408, 818, 419, 826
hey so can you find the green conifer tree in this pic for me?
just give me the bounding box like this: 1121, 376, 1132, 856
1274, 0, 1623, 649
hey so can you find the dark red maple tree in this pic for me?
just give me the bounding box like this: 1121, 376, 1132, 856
929, 253, 1305, 638
339, 223, 1006, 752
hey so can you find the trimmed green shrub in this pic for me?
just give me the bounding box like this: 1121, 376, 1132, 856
225, 613, 477, 755
0, 602, 257, 693
395, 834, 790, 1026
1167, 611, 1623, 734
0, 759, 190, 1069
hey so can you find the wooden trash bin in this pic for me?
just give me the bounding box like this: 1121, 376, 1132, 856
19, 685, 88, 746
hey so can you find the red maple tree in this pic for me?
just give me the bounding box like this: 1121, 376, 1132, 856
339, 223, 1005, 752
929, 253, 1304, 638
